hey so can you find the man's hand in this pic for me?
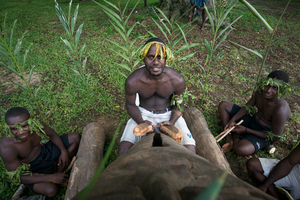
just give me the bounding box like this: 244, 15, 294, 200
224, 120, 236, 130
50, 172, 69, 185
143, 120, 155, 132
157, 121, 172, 133
232, 125, 246, 134
58, 149, 69, 170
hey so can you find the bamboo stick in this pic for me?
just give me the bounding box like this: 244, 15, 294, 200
216, 120, 243, 142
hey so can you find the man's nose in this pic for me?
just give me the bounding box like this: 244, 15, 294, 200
17, 129, 24, 135
153, 57, 160, 64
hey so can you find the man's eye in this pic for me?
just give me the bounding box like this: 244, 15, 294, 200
22, 124, 28, 128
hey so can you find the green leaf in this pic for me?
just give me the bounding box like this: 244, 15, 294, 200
124, 0, 140, 26
71, 4, 79, 35
102, 0, 119, 12
205, 5, 214, 33
12, 81, 27, 91
34, 86, 41, 99
228, 40, 263, 59
151, 18, 170, 44
22, 48, 30, 71
28, 65, 36, 84
86, 73, 91, 85
107, 40, 128, 52
82, 57, 87, 72
80, 43, 86, 59
204, 39, 212, 57
71, 68, 83, 81
126, 22, 137, 37
196, 62, 206, 73
133, 59, 141, 69
210, 51, 224, 67
155, 7, 172, 27
75, 23, 84, 46
239, 0, 273, 33
198, 80, 204, 91
9, 20, 17, 51
0, 62, 21, 79
216, 15, 243, 41
61, 38, 75, 55
111, 22, 126, 41
177, 52, 197, 61
116, 63, 132, 72
115, 51, 130, 63
272, 31, 300, 45
175, 22, 188, 46
213, 29, 233, 52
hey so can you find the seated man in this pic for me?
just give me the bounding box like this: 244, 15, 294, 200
247, 143, 300, 199
0, 107, 81, 197
218, 70, 291, 156
119, 38, 196, 156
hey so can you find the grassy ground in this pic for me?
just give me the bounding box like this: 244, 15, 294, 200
0, 0, 299, 199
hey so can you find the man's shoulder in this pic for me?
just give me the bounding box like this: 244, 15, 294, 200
0, 136, 17, 157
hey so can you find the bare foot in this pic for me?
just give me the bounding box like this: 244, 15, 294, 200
222, 141, 233, 153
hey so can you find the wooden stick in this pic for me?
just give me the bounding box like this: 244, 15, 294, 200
64, 156, 76, 173
216, 120, 243, 142
214, 129, 228, 139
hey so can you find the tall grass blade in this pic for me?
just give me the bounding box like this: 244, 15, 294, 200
208, 71, 221, 83
239, 0, 273, 33
61, 38, 75, 54
117, 63, 132, 72
216, 16, 243, 41
22, 49, 30, 71
9, 20, 17, 51
28, 65, 36, 84
213, 29, 233, 52
71, 4, 79, 35
228, 40, 263, 58
272, 31, 300, 45
34, 86, 41, 99
210, 50, 224, 67
196, 62, 206, 73
80, 43, 86, 59
0, 62, 21, 78
124, 0, 140, 25
71, 68, 84, 81
205, 5, 214, 33
75, 23, 84, 46
111, 23, 126, 41
151, 18, 169, 44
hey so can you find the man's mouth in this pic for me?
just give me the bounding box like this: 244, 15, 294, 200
18, 133, 29, 140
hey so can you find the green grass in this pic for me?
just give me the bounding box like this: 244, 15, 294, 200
0, 0, 300, 198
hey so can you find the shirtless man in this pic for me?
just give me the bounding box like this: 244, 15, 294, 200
218, 70, 291, 156
119, 38, 196, 155
247, 143, 300, 199
0, 107, 81, 197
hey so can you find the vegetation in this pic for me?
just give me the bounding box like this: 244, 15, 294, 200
0, 0, 299, 199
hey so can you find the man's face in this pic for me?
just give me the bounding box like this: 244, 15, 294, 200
263, 83, 278, 99
6, 114, 30, 141
144, 44, 166, 77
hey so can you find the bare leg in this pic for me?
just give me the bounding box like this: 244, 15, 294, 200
119, 141, 134, 156
188, 3, 195, 22
233, 138, 255, 156
33, 182, 60, 198
218, 101, 235, 152
247, 158, 281, 198
201, 6, 207, 30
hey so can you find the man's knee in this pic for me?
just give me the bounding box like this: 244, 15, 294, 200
233, 143, 255, 156
33, 183, 59, 198
218, 101, 231, 112
68, 132, 81, 145
246, 157, 261, 174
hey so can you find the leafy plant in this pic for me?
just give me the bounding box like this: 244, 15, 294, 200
93, 0, 145, 76
0, 14, 45, 120
55, 0, 91, 93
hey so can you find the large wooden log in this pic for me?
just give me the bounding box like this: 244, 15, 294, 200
183, 107, 234, 175
65, 122, 105, 200
74, 134, 274, 200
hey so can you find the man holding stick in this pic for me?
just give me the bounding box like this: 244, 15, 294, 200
218, 70, 291, 156
0, 107, 81, 197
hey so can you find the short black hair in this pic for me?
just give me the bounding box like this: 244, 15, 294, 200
268, 70, 289, 83
144, 38, 166, 46
5, 107, 30, 122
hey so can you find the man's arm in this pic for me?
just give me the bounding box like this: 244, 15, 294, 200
226, 92, 257, 129
0, 145, 67, 185
125, 77, 154, 129
42, 123, 69, 169
259, 144, 300, 191
168, 74, 186, 125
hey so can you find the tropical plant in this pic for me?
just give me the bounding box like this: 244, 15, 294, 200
55, 0, 91, 93
0, 14, 45, 120
93, 0, 145, 76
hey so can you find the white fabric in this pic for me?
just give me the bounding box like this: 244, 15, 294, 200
120, 106, 195, 145
259, 158, 300, 199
